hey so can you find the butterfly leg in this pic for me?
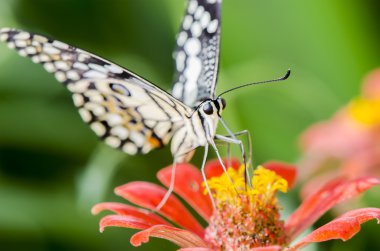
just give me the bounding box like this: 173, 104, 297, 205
216, 130, 253, 169
214, 134, 252, 187
155, 145, 217, 211
199, 144, 217, 209
154, 159, 178, 211
209, 139, 236, 187
218, 118, 249, 182
226, 142, 232, 168
234, 130, 253, 167
220, 130, 253, 171
214, 139, 232, 167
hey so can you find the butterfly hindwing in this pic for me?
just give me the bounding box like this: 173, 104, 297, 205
172, 0, 221, 108
0, 28, 193, 155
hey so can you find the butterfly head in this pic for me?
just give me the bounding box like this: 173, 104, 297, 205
200, 97, 226, 118
194, 98, 226, 142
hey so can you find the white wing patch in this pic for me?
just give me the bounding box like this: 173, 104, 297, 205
0, 28, 193, 155
172, 0, 221, 108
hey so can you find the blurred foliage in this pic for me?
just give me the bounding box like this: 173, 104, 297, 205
0, 0, 380, 250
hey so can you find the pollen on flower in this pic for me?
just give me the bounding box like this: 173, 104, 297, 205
205, 164, 246, 204
349, 97, 380, 126
204, 165, 289, 250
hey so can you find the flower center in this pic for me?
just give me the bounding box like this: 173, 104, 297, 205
349, 97, 380, 126
204, 166, 288, 250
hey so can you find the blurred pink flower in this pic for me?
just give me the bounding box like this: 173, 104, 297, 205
299, 69, 380, 196
92, 159, 380, 250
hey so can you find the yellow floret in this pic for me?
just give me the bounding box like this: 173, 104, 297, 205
205, 165, 288, 206
349, 98, 380, 126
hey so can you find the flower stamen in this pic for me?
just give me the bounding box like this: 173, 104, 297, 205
204, 165, 289, 250
349, 97, 380, 126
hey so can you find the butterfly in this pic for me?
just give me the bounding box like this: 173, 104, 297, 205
0, 0, 289, 209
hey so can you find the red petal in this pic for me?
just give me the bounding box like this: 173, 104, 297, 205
299, 171, 340, 199
290, 208, 380, 251
99, 215, 152, 232
285, 176, 380, 240
249, 246, 282, 251
130, 225, 208, 248
115, 181, 204, 237
262, 161, 297, 188
204, 158, 240, 179
157, 163, 213, 220
92, 202, 171, 226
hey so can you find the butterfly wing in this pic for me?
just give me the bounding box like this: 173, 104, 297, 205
0, 28, 193, 155
172, 0, 221, 108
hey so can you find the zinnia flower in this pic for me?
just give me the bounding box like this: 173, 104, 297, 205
299, 68, 380, 196
92, 159, 380, 250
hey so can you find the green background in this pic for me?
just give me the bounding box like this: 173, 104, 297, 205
0, 0, 379, 250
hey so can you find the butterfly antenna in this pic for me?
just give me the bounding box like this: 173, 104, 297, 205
217, 69, 291, 97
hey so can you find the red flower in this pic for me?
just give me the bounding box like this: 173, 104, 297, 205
92, 159, 380, 250
299, 69, 380, 196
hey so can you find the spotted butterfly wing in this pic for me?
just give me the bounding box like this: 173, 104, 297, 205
0, 28, 193, 155
172, 0, 221, 108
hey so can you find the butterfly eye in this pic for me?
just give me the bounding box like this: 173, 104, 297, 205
203, 102, 214, 115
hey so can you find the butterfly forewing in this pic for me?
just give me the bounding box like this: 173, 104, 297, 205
0, 28, 193, 155
172, 0, 221, 108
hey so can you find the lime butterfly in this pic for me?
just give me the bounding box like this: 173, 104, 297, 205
0, 0, 289, 208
